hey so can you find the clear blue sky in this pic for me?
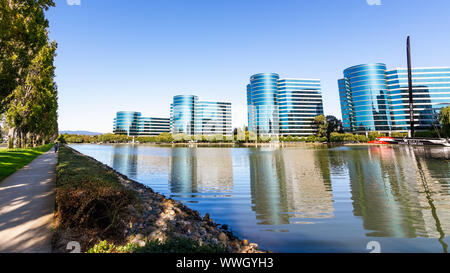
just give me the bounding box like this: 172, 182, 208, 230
47, 0, 450, 133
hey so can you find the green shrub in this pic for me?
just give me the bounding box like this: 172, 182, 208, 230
88, 237, 227, 254
134, 237, 227, 254
87, 240, 136, 253
329, 133, 368, 143
391, 132, 408, 138
415, 130, 438, 138
356, 135, 368, 142
368, 131, 380, 141
57, 134, 67, 144
136, 136, 157, 143
306, 135, 316, 142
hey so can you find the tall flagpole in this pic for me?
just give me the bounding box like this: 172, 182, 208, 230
407, 36, 415, 137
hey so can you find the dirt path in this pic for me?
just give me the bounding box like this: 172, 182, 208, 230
0, 150, 57, 253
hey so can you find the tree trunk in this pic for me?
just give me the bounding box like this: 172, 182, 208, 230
17, 130, 22, 148
8, 128, 15, 148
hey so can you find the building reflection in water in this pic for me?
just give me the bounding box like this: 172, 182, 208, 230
248, 147, 334, 225
345, 146, 450, 252
169, 148, 233, 197
111, 145, 138, 179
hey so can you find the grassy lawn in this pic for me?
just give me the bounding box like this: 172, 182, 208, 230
56, 145, 129, 190
0, 144, 54, 181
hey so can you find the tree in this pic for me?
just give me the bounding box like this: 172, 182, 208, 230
236, 128, 245, 142
158, 132, 173, 143
314, 115, 343, 141
440, 106, 450, 137
314, 115, 327, 138
6, 41, 58, 147
325, 115, 341, 140
0, 0, 55, 111
1, 0, 58, 147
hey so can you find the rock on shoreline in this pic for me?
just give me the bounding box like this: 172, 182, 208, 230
66, 147, 263, 253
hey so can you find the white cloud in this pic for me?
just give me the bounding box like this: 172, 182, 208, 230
366, 0, 381, 6
67, 0, 81, 6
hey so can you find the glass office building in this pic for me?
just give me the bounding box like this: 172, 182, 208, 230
113, 111, 170, 136
339, 64, 450, 133
113, 111, 141, 136
170, 95, 232, 136
194, 101, 232, 135
386, 67, 450, 131
338, 64, 392, 133
138, 117, 171, 136
278, 78, 324, 136
247, 73, 280, 136
247, 84, 255, 132
170, 95, 197, 135
247, 73, 324, 137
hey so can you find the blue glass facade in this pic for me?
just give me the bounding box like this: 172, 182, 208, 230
339, 64, 450, 133
278, 79, 324, 136
338, 78, 353, 132
247, 73, 324, 136
338, 64, 392, 133
170, 95, 232, 136
247, 84, 254, 132
194, 101, 232, 135
386, 67, 450, 131
138, 117, 171, 136
113, 111, 170, 136
248, 73, 280, 136
113, 111, 141, 136
170, 95, 197, 135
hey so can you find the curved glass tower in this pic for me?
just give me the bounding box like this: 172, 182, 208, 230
339, 64, 450, 133
170, 95, 232, 136
339, 64, 392, 132
247, 84, 255, 132
248, 73, 280, 136
171, 95, 198, 135
247, 73, 324, 137
113, 111, 141, 136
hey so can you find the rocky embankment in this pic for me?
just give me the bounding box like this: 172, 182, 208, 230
65, 147, 263, 253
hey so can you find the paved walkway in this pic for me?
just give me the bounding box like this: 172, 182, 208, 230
0, 150, 57, 253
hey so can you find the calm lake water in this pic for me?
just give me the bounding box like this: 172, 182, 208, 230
69, 144, 450, 253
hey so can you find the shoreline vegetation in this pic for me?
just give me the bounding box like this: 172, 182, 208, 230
57, 112, 450, 146
0, 144, 53, 181
58, 131, 413, 146
53, 145, 263, 253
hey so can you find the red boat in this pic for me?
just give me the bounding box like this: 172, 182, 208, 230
369, 137, 450, 147
368, 137, 399, 145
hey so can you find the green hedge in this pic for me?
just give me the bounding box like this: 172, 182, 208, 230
329, 133, 368, 143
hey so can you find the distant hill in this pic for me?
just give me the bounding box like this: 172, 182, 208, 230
59, 130, 105, 136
